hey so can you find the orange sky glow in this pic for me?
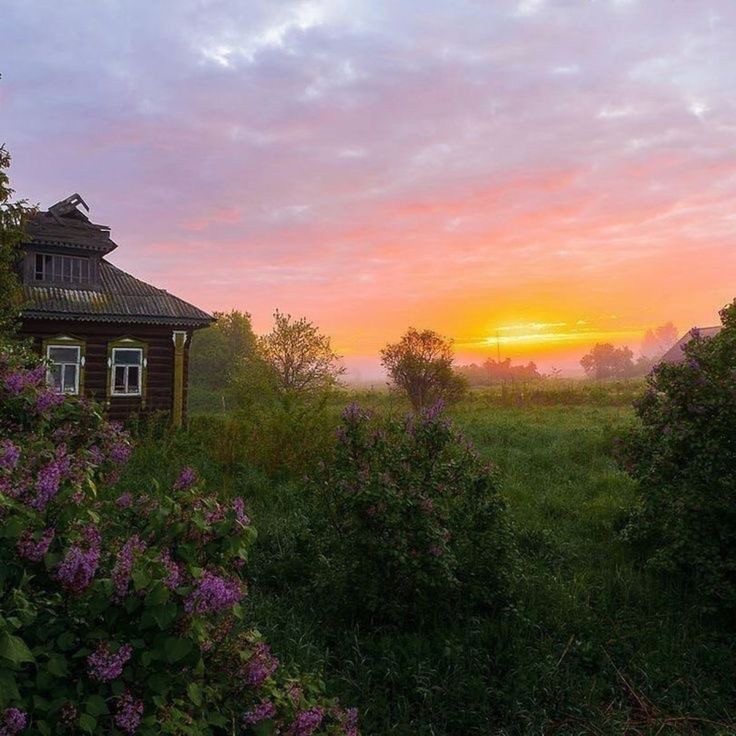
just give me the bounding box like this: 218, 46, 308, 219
3, 1, 735, 378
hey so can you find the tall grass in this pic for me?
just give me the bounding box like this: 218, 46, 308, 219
123, 381, 736, 735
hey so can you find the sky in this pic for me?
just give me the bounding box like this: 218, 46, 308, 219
2, 0, 735, 378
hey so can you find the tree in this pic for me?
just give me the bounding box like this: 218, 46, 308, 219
641, 322, 678, 360
580, 343, 635, 379
189, 310, 257, 391
381, 328, 467, 412
256, 309, 344, 401
0, 144, 33, 337
621, 300, 736, 609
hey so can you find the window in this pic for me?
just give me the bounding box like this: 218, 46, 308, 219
34, 253, 90, 284
111, 348, 143, 396
46, 345, 81, 394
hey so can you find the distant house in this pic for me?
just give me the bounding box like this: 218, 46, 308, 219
658, 326, 721, 365
18, 194, 214, 425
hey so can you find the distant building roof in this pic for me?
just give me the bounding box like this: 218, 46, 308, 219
659, 326, 721, 364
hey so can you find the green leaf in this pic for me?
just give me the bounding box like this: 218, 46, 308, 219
85, 694, 108, 717
79, 713, 97, 733
163, 637, 192, 663
46, 653, 68, 677
0, 633, 35, 664
187, 682, 202, 706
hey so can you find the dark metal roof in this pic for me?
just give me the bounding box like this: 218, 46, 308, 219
24, 194, 118, 255
659, 326, 721, 364
22, 259, 214, 327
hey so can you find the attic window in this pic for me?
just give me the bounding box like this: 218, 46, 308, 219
35, 253, 90, 284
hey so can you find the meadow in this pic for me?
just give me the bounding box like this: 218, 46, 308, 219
123, 381, 736, 736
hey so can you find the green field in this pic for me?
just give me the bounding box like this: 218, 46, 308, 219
125, 384, 736, 735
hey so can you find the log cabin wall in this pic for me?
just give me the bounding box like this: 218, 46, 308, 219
19, 319, 192, 424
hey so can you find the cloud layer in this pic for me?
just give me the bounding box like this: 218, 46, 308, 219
3, 0, 735, 373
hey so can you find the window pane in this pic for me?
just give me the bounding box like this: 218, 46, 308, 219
127, 366, 140, 392
114, 366, 127, 392
81, 259, 89, 281
52, 255, 61, 279
62, 365, 77, 393
114, 349, 142, 366
48, 365, 62, 391
72, 259, 80, 282
35, 254, 44, 279
49, 346, 79, 363
63, 258, 72, 281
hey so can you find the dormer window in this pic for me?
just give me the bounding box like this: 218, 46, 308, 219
34, 253, 90, 284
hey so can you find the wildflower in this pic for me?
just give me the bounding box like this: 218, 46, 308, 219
116, 492, 134, 509
232, 497, 251, 526
243, 643, 279, 687
0, 440, 20, 470
88, 445, 105, 465
288, 707, 324, 736
112, 535, 147, 600
159, 549, 183, 590
87, 642, 133, 682
174, 466, 197, 491
55, 525, 101, 594
342, 403, 369, 423
242, 699, 277, 727
17, 527, 55, 562
0, 707, 27, 735
114, 692, 143, 735
185, 571, 243, 615
340, 707, 359, 736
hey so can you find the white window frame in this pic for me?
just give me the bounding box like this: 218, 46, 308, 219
46, 344, 82, 395
110, 347, 144, 396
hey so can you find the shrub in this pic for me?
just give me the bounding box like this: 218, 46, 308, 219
0, 343, 357, 735
305, 402, 515, 627
621, 300, 736, 610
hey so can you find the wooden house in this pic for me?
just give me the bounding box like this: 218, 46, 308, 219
18, 194, 213, 425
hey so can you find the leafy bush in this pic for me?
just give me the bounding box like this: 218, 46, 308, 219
303, 403, 515, 626
0, 343, 357, 735
621, 300, 736, 610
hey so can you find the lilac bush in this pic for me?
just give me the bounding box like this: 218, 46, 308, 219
0, 341, 357, 735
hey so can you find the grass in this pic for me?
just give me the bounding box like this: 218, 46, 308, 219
124, 383, 736, 735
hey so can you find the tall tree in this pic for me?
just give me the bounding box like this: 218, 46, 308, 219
580, 343, 635, 379
256, 310, 344, 400
189, 310, 258, 391
381, 328, 467, 412
0, 144, 33, 337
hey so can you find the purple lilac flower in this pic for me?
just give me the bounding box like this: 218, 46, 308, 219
88, 445, 104, 465
35, 389, 65, 414
204, 505, 225, 525
87, 642, 133, 682
114, 692, 143, 735
55, 525, 101, 594
421, 400, 447, 422
0, 440, 20, 470
232, 497, 251, 526
242, 699, 277, 727
16, 527, 55, 562
112, 535, 147, 600
32, 461, 63, 510
184, 571, 243, 615
173, 466, 197, 491
3, 372, 26, 395
0, 707, 27, 735
339, 707, 359, 736
288, 707, 324, 736
116, 492, 133, 509
109, 442, 132, 465
342, 403, 369, 423
243, 643, 279, 688
159, 549, 183, 590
